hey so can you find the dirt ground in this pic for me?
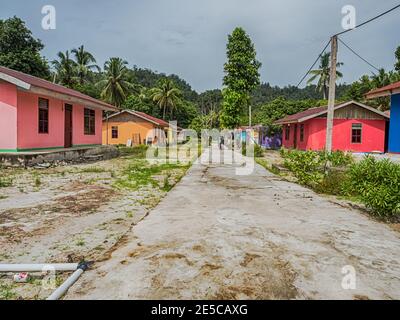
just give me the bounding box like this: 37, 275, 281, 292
65, 146, 400, 300
0, 150, 190, 300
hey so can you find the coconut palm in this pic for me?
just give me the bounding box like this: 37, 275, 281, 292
51, 51, 77, 87
71, 45, 100, 84
150, 79, 181, 119
307, 52, 343, 99
96, 57, 135, 107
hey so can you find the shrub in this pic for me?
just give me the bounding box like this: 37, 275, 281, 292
281, 149, 324, 187
241, 142, 264, 157
319, 150, 353, 167
0, 177, 12, 188
343, 156, 400, 217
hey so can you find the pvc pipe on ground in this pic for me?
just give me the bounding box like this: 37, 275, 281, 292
0, 263, 79, 273
46, 268, 84, 300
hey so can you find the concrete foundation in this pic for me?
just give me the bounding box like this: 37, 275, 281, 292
0, 145, 119, 167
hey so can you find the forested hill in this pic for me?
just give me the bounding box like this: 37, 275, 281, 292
251, 82, 351, 106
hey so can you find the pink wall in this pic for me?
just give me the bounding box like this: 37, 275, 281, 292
0, 82, 18, 150
72, 105, 102, 146
16, 91, 102, 150
282, 118, 386, 153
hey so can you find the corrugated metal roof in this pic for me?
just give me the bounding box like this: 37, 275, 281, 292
0, 66, 117, 111
366, 81, 400, 98
274, 101, 389, 125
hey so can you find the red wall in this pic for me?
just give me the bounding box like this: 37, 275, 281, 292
282, 118, 386, 153
16, 90, 102, 150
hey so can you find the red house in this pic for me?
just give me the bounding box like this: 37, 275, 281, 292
0, 66, 117, 152
275, 101, 389, 153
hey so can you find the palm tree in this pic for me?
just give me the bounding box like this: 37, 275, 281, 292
96, 57, 135, 107
150, 79, 181, 119
51, 51, 77, 87
307, 52, 343, 99
71, 45, 100, 84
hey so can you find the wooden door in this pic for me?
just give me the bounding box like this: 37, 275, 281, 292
64, 104, 73, 148
293, 124, 298, 148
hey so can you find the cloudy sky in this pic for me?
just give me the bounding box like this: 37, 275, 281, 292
1, 0, 399, 92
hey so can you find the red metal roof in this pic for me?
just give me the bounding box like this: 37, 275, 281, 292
274, 101, 389, 125
134, 111, 170, 127
275, 105, 329, 124
0, 66, 117, 111
366, 81, 400, 98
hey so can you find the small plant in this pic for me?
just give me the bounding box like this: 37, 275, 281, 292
0, 284, 16, 300
242, 142, 264, 157
34, 176, 41, 188
75, 238, 85, 246
0, 177, 12, 188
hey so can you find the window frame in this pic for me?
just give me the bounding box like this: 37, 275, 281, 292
351, 123, 362, 144
111, 126, 118, 139
285, 125, 290, 141
300, 124, 304, 142
38, 98, 49, 134
84, 108, 96, 135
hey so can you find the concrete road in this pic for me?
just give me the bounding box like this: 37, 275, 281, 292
67, 146, 400, 300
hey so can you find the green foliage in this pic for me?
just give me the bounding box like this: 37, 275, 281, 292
0, 177, 12, 188
395, 46, 400, 72
223, 27, 261, 93
307, 52, 343, 100
97, 57, 136, 107
221, 27, 261, 129
280, 149, 352, 187
241, 142, 264, 157
118, 145, 149, 158
0, 16, 50, 78
253, 97, 323, 132
150, 78, 182, 119
114, 160, 188, 190
189, 111, 219, 134
220, 89, 247, 129
343, 157, 400, 217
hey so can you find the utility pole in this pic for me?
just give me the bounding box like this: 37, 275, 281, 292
325, 35, 338, 153
249, 105, 252, 127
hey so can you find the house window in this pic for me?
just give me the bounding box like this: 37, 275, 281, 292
111, 126, 118, 139
84, 108, 96, 135
351, 123, 362, 143
300, 124, 304, 142
285, 125, 290, 141
38, 98, 49, 134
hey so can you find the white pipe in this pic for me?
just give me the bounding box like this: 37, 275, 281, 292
0, 263, 78, 273
46, 268, 84, 300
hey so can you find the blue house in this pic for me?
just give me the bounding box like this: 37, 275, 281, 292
366, 81, 400, 153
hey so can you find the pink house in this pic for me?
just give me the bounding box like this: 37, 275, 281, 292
275, 101, 390, 153
0, 66, 117, 152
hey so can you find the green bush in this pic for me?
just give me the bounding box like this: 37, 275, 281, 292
320, 150, 354, 167
118, 145, 149, 158
343, 156, 400, 217
0, 177, 12, 188
241, 142, 264, 157
281, 149, 324, 186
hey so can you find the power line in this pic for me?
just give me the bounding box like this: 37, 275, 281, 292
296, 39, 331, 87
336, 3, 400, 36
338, 37, 380, 72
296, 4, 400, 87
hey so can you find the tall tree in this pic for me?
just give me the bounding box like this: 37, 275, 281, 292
150, 78, 182, 119
307, 52, 343, 99
51, 51, 77, 87
0, 16, 50, 78
72, 45, 100, 84
97, 57, 135, 107
395, 46, 400, 72
221, 27, 261, 128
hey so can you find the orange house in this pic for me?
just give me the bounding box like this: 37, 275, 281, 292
102, 110, 170, 145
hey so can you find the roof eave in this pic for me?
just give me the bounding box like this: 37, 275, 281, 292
29, 86, 117, 111
366, 87, 400, 99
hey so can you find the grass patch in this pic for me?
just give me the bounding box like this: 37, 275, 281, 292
114, 159, 189, 191
0, 177, 12, 188
0, 283, 17, 300
118, 145, 149, 158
